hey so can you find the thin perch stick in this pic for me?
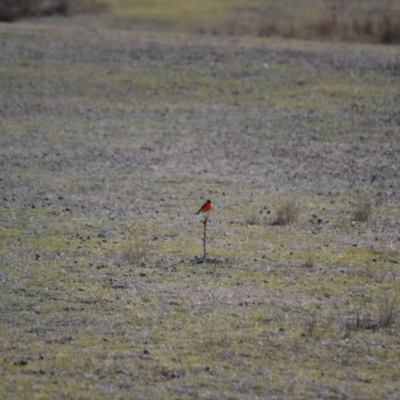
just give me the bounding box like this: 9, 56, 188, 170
203, 215, 208, 261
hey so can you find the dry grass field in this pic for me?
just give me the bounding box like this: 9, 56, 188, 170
102, 0, 400, 43
0, 2, 400, 398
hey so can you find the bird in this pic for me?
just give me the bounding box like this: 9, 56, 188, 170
195, 199, 213, 215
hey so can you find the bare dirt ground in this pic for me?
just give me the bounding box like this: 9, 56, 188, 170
0, 16, 400, 399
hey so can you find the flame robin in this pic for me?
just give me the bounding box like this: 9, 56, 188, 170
195, 199, 213, 215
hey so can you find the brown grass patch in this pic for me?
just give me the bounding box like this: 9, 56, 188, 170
353, 200, 372, 222
274, 201, 300, 226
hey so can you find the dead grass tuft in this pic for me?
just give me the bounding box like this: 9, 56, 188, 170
302, 253, 315, 269
274, 201, 300, 226
121, 225, 151, 266
344, 296, 398, 335
353, 200, 372, 222
303, 316, 316, 338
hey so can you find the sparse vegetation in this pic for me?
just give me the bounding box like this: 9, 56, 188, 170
353, 199, 373, 222
121, 225, 151, 265
344, 295, 398, 334
96, 0, 400, 44
303, 316, 316, 338
3, 0, 399, 44
227, 3, 400, 44
0, 3, 400, 398
275, 201, 300, 225
303, 8, 400, 44
302, 253, 315, 268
